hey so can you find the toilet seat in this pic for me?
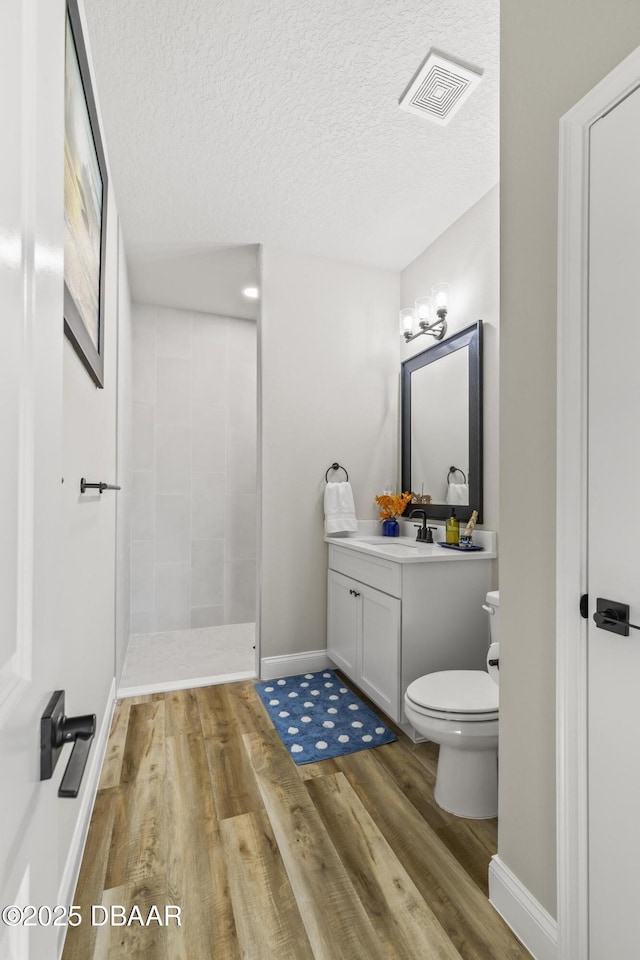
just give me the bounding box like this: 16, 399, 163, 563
406, 670, 499, 723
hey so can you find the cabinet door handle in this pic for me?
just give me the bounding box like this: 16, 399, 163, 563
352, 590, 360, 597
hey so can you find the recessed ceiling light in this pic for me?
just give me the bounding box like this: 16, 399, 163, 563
242, 285, 259, 300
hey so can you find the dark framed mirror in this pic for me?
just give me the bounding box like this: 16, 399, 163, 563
401, 320, 483, 523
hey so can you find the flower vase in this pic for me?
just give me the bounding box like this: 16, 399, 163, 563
382, 517, 400, 537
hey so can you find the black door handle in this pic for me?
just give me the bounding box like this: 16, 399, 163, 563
80, 478, 121, 494
593, 598, 640, 637
40, 691, 96, 798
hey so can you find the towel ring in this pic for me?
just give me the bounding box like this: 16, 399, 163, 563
325, 462, 349, 482
447, 465, 467, 484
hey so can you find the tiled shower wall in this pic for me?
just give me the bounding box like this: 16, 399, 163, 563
130, 304, 256, 633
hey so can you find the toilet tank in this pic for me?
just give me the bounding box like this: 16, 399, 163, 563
484, 590, 500, 643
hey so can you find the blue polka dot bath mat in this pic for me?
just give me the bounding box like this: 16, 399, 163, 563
255, 670, 397, 765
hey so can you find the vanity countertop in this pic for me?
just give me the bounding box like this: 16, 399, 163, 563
325, 528, 496, 564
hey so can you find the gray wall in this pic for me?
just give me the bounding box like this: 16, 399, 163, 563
130, 305, 257, 633
401, 186, 499, 531
260, 247, 400, 661
500, 0, 640, 917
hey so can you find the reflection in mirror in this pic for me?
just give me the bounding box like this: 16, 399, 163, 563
410, 347, 468, 504
401, 321, 483, 523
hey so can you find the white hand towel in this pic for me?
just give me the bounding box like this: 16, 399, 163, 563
446, 483, 469, 506
324, 481, 357, 534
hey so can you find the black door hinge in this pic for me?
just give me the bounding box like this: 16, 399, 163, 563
580, 594, 589, 619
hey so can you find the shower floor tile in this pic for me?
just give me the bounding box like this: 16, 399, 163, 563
120, 621, 255, 692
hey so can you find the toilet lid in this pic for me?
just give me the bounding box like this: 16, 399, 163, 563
406, 670, 499, 714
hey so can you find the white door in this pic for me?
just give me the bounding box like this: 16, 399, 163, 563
0, 1, 65, 958
587, 82, 640, 958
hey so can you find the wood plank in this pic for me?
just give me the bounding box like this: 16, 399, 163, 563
206, 822, 242, 960
98, 701, 131, 790
372, 740, 496, 895
220, 810, 315, 960
119, 694, 155, 705
164, 731, 236, 959
91, 886, 122, 960
225, 679, 274, 739
62, 790, 116, 960
95, 703, 166, 892
102, 879, 170, 960
308, 772, 464, 960
334, 749, 530, 960
295, 757, 341, 781
372, 741, 449, 830
121, 701, 165, 783
243, 729, 390, 960
164, 687, 202, 737
401, 739, 499, 866
195, 683, 263, 819
410, 738, 441, 774
103, 784, 129, 890
103, 779, 167, 890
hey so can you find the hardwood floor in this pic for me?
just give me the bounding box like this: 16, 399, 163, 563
62, 679, 531, 960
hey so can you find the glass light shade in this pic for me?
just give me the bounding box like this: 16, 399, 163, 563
399, 307, 417, 337
432, 282, 451, 313
415, 296, 432, 323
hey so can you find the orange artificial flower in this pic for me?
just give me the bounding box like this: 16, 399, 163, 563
375, 492, 412, 520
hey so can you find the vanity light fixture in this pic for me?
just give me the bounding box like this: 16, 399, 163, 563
242, 285, 260, 299
400, 283, 450, 343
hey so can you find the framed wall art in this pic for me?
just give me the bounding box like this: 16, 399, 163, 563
63, 0, 108, 388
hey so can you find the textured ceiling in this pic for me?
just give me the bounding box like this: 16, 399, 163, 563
84, 0, 499, 273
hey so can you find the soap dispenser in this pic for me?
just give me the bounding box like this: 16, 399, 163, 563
446, 508, 459, 545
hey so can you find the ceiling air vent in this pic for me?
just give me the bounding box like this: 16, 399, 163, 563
399, 51, 482, 126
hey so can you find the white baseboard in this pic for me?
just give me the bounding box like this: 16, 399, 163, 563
489, 855, 558, 960
57, 677, 117, 959
260, 649, 333, 680
117, 669, 256, 699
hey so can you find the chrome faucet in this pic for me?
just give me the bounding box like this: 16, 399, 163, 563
410, 509, 435, 543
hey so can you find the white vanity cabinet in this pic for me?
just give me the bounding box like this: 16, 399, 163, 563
328, 569, 401, 719
326, 538, 495, 730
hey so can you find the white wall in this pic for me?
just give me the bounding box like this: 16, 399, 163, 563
60, 191, 119, 822
115, 226, 132, 680
260, 247, 400, 661
500, 0, 640, 917
401, 186, 499, 531
128, 243, 259, 321
130, 304, 257, 632
59, 0, 131, 907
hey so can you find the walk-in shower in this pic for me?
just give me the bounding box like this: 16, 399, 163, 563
122, 287, 257, 694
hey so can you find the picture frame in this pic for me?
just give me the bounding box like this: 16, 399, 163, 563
63, 0, 108, 388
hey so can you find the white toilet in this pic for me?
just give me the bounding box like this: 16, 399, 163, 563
404, 590, 500, 819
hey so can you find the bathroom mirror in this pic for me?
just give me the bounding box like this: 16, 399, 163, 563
401, 320, 483, 523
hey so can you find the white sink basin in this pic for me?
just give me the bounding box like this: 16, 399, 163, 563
357, 536, 413, 544
348, 537, 420, 556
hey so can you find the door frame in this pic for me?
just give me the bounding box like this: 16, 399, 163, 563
556, 45, 640, 960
